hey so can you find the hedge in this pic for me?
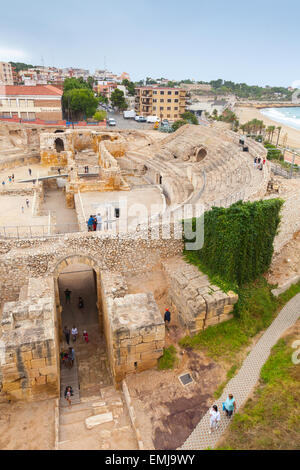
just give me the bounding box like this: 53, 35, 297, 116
185, 199, 283, 286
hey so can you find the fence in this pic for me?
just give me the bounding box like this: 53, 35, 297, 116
0, 219, 118, 239
270, 162, 300, 179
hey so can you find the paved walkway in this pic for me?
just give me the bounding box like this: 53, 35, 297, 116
180, 293, 300, 450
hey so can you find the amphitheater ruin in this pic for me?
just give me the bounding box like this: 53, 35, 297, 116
2, 119, 297, 449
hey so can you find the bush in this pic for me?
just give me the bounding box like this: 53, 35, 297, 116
93, 110, 107, 121
184, 200, 283, 286
157, 345, 178, 370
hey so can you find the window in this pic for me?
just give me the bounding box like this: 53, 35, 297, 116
168, 91, 172, 95
19, 99, 26, 107
174, 114, 178, 118
174, 107, 178, 110
174, 99, 178, 102
160, 106, 164, 110
153, 106, 156, 110
160, 99, 164, 102
153, 91, 157, 94
167, 99, 171, 102
160, 91, 164, 95
27, 100, 34, 107
167, 107, 171, 110
153, 99, 157, 102
167, 114, 170, 118
10, 99, 17, 107
175, 91, 179, 95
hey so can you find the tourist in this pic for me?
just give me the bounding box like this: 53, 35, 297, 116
254, 157, 257, 168
21, 206, 24, 213
72, 325, 78, 342
83, 330, 89, 343
87, 215, 94, 231
223, 394, 236, 418
58, 168, 61, 175
263, 158, 266, 165
93, 215, 97, 231
63, 326, 71, 345
60, 350, 69, 368
164, 308, 171, 325
86, 165, 89, 174
258, 157, 261, 165
68, 347, 75, 368
259, 163, 263, 171
64, 386, 73, 406
8, 176, 11, 183
26, 198, 29, 208
28, 168, 32, 176
11, 174, 14, 181
2, 181, 5, 187
64, 288, 72, 304
96, 213, 102, 231
209, 405, 221, 434
78, 297, 84, 309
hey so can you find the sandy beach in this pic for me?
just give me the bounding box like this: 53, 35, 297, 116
235, 106, 300, 151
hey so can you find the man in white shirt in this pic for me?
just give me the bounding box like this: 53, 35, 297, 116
96, 213, 102, 231
72, 325, 78, 342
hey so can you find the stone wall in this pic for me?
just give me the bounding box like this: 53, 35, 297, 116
0, 277, 59, 401
100, 272, 165, 385
163, 258, 238, 335
0, 226, 183, 304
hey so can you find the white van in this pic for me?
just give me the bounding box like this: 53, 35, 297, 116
147, 115, 160, 123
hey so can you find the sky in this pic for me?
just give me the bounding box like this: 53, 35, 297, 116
1, 0, 299, 87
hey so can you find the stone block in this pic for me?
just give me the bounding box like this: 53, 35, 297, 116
2, 380, 22, 392
223, 304, 234, 314
28, 368, 40, 379
85, 413, 114, 429
135, 342, 154, 353
46, 374, 57, 383
35, 375, 46, 385
218, 313, 234, 323
39, 365, 57, 376
22, 351, 32, 362
31, 358, 46, 369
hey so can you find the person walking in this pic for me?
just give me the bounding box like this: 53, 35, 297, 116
21, 206, 24, 213
209, 405, 221, 434
164, 308, 171, 326
87, 215, 94, 231
64, 288, 71, 304
68, 347, 75, 368
28, 168, 32, 176
58, 168, 61, 175
64, 386, 73, 407
11, 174, 14, 182
63, 326, 71, 345
78, 297, 84, 309
26, 198, 29, 208
83, 330, 89, 343
223, 394, 236, 418
96, 213, 102, 231
254, 157, 257, 169
72, 325, 78, 342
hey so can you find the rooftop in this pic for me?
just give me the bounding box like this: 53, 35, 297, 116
1, 85, 63, 96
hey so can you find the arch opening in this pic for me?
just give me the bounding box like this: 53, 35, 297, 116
55, 137, 65, 153
195, 147, 207, 162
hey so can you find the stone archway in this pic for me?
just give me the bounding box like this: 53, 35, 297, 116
195, 147, 207, 162
55, 137, 65, 153
53, 255, 102, 337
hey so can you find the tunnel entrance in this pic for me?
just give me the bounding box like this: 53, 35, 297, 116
56, 260, 112, 400
55, 137, 65, 153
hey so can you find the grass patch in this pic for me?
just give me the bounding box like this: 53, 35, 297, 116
217, 336, 300, 450
157, 345, 178, 370
214, 363, 240, 399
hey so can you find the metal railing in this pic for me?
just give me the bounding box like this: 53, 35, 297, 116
0, 219, 118, 239
270, 162, 300, 179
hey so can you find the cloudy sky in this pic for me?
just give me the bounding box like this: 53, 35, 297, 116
1, 0, 299, 87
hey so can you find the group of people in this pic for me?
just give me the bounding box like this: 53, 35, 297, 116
2, 173, 15, 187
21, 199, 30, 213
254, 156, 265, 170
83, 166, 89, 173
61, 347, 75, 369
87, 213, 102, 231
209, 394, 236, 434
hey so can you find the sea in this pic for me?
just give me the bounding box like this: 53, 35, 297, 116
260, 107, 300, 131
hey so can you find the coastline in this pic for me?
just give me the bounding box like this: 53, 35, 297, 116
235, 106, 300, 150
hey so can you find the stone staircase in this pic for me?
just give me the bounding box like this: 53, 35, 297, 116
60, 357, 80, 407
58, 386, 137, 450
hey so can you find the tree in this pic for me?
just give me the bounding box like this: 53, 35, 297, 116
63, 77, 90, 93
93, 110, 107, 121
180, 111, 198, 125
63, 88, 99, 120
172, 119, 188, 131
276, 126, 282, 147
87, 76, 95, 90
98, 94, 109, 104
122, 79, 135, 96
110, 89, 127, 110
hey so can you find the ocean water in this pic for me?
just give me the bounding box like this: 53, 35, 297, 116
260, 107, 300, 130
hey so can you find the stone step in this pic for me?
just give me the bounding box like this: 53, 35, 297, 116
60, 407, 94, 425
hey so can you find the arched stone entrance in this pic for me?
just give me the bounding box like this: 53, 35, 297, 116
55, 137, 65, 153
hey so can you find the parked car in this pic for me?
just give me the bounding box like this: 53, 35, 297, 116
147, 115, 160, 123
107, 118, 116, 126
123, 110, 136, 119
135, 115, 147, 122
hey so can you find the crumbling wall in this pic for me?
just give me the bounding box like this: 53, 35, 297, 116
100, 272, 165, 385
0, 278, 59, 401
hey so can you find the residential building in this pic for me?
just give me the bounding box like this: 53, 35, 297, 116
0, 85, 63, 121
0, 62, 14, 85
95, 81, 117, 99
135, 86, 187, 120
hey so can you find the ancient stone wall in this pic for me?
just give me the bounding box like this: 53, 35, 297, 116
100, 272, 165, 385
0, 278, 59, 401
0, 226, 183, 304
163, 259, 238, 335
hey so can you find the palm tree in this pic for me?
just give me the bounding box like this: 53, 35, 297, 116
269, 126, 276, 143
276, 126, 282, 147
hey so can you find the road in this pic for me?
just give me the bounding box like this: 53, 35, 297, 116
100, 107, 156, 131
